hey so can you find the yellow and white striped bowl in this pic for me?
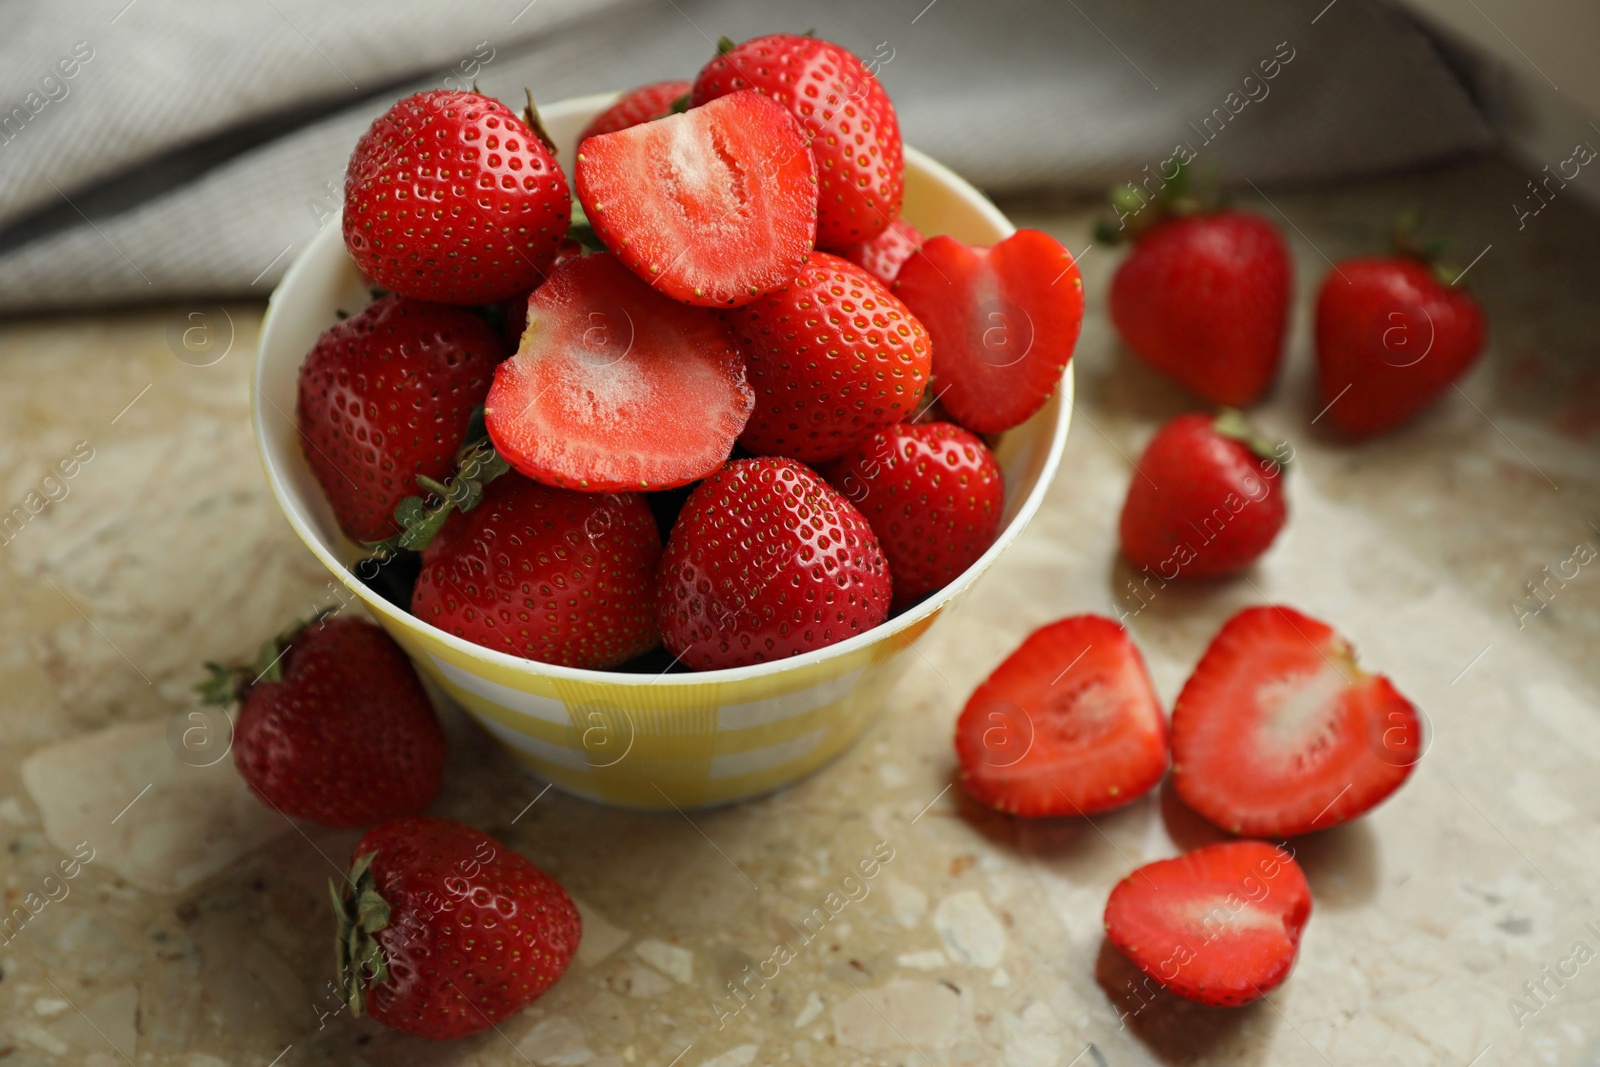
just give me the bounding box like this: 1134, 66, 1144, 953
254, 93, 1072, 809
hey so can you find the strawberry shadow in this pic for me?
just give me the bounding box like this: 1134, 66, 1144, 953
1094, 937, 1272, 1065
1159, 779, 1380, 909
949, 769, 1164, 876
1281, 819, 1379, 910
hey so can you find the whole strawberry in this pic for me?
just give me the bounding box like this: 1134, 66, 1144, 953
578, 80, 689, 142
334, 817, 580, 1039
726, 251, 930, 463
693, 33, 903, 247
344, 90, 570, 305
200, 616, 446, 827
657, 458, 891, 670
1109, 211, 1291, 406
824, 421, 1003, 607
413, 475, 662, 669
297, 295, 502, 543
1315, 255, 1486, 437
1118, 412, 1289, 580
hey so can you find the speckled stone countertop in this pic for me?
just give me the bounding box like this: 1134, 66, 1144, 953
3, 154, 1599, 1067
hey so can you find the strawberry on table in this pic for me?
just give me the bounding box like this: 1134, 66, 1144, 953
895, 229, 1084, 434
296, 294, 502, 543
577, 79, 690, 142
1109, 211, 1291, 407
657, 458, 891, 670
344, 90, 570, 306
485, 254, 754, 491
825, 421, 1003, 607
1171, 605, 1422, 837
726, 251, 930, 463
1314, 255, 1486, 438
200, 616, 446, 827
837, 217, 923, 285
334, 817, 580, 1039
693, 33, 903, 247
954, 616, 1168, 817
575, 90, 816, 307
1103, 840, 1312, 1008
412, 475, 662, 669
1118, 411, 1289, 581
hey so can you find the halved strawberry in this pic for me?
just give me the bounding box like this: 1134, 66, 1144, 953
578, 80, 690, 142
835, 217, 923, 285
1171, 606, 1422, 837
1104, 840, 1312, 1008
483, 253, 754, 491
574, 90, 817, 308
955, 616, 1168, 817
894, 229, 1084, 434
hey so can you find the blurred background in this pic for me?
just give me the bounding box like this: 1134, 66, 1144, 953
3, 2, 1600, 1066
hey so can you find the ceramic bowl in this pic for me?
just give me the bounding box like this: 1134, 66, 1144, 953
254, 92, 1073, 809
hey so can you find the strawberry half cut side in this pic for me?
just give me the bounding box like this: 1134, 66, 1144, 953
895, 229, 1084, 434
483, 253, 754, 491
1171, 605, 1422, 837
1104, 840, 1312, 1008
574, 90, 817, 308
955, 615, 1169, 817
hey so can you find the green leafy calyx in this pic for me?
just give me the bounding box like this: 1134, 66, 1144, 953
331, 850, 391, 1017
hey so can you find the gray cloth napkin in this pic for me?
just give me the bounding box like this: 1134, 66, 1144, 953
0, 0, 1493, 314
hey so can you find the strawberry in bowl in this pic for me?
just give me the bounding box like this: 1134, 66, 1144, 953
256, 65, 1076, 810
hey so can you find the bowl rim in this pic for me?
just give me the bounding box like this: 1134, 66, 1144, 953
253, 93, 1073, 689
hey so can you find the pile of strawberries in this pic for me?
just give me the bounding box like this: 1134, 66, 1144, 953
241, 26, 1487, 1043
944, 168, 1477, 1009
296, 33, 1083, 674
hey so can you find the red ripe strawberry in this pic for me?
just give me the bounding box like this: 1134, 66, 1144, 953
656, 458, 890, 670
836, 217, 922, 285
578, 80, 690, 142
1109, 212, 1291, 407
413, 475, 661, 669
1314, 256, 1487, 438
297, 294, 501, 543
344, 90, 570, 306
485, 254, 754, 491
334, 817, 580, 1039
1118, 412, 1289, 581
200, 616, 446, 828
693, 34, 903, 247
895, 229, 1084, 434
1171, 605, 1422, 837
954, 616, 1168, 817
575, 90, 816, 307
824, 421, 1003, 607
725, 251, 930, 463
1103, 840, 1311, 1008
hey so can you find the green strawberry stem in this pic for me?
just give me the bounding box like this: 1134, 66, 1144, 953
669, 92, 690, 115
195, 607, 336, 707
1094, 159, 1224, 245
1213, 408, 1289, 469
716, 35, 737, 55
1390, 210, 1462, 286
366, 414, 511, 556
331, 850, 391, 1017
